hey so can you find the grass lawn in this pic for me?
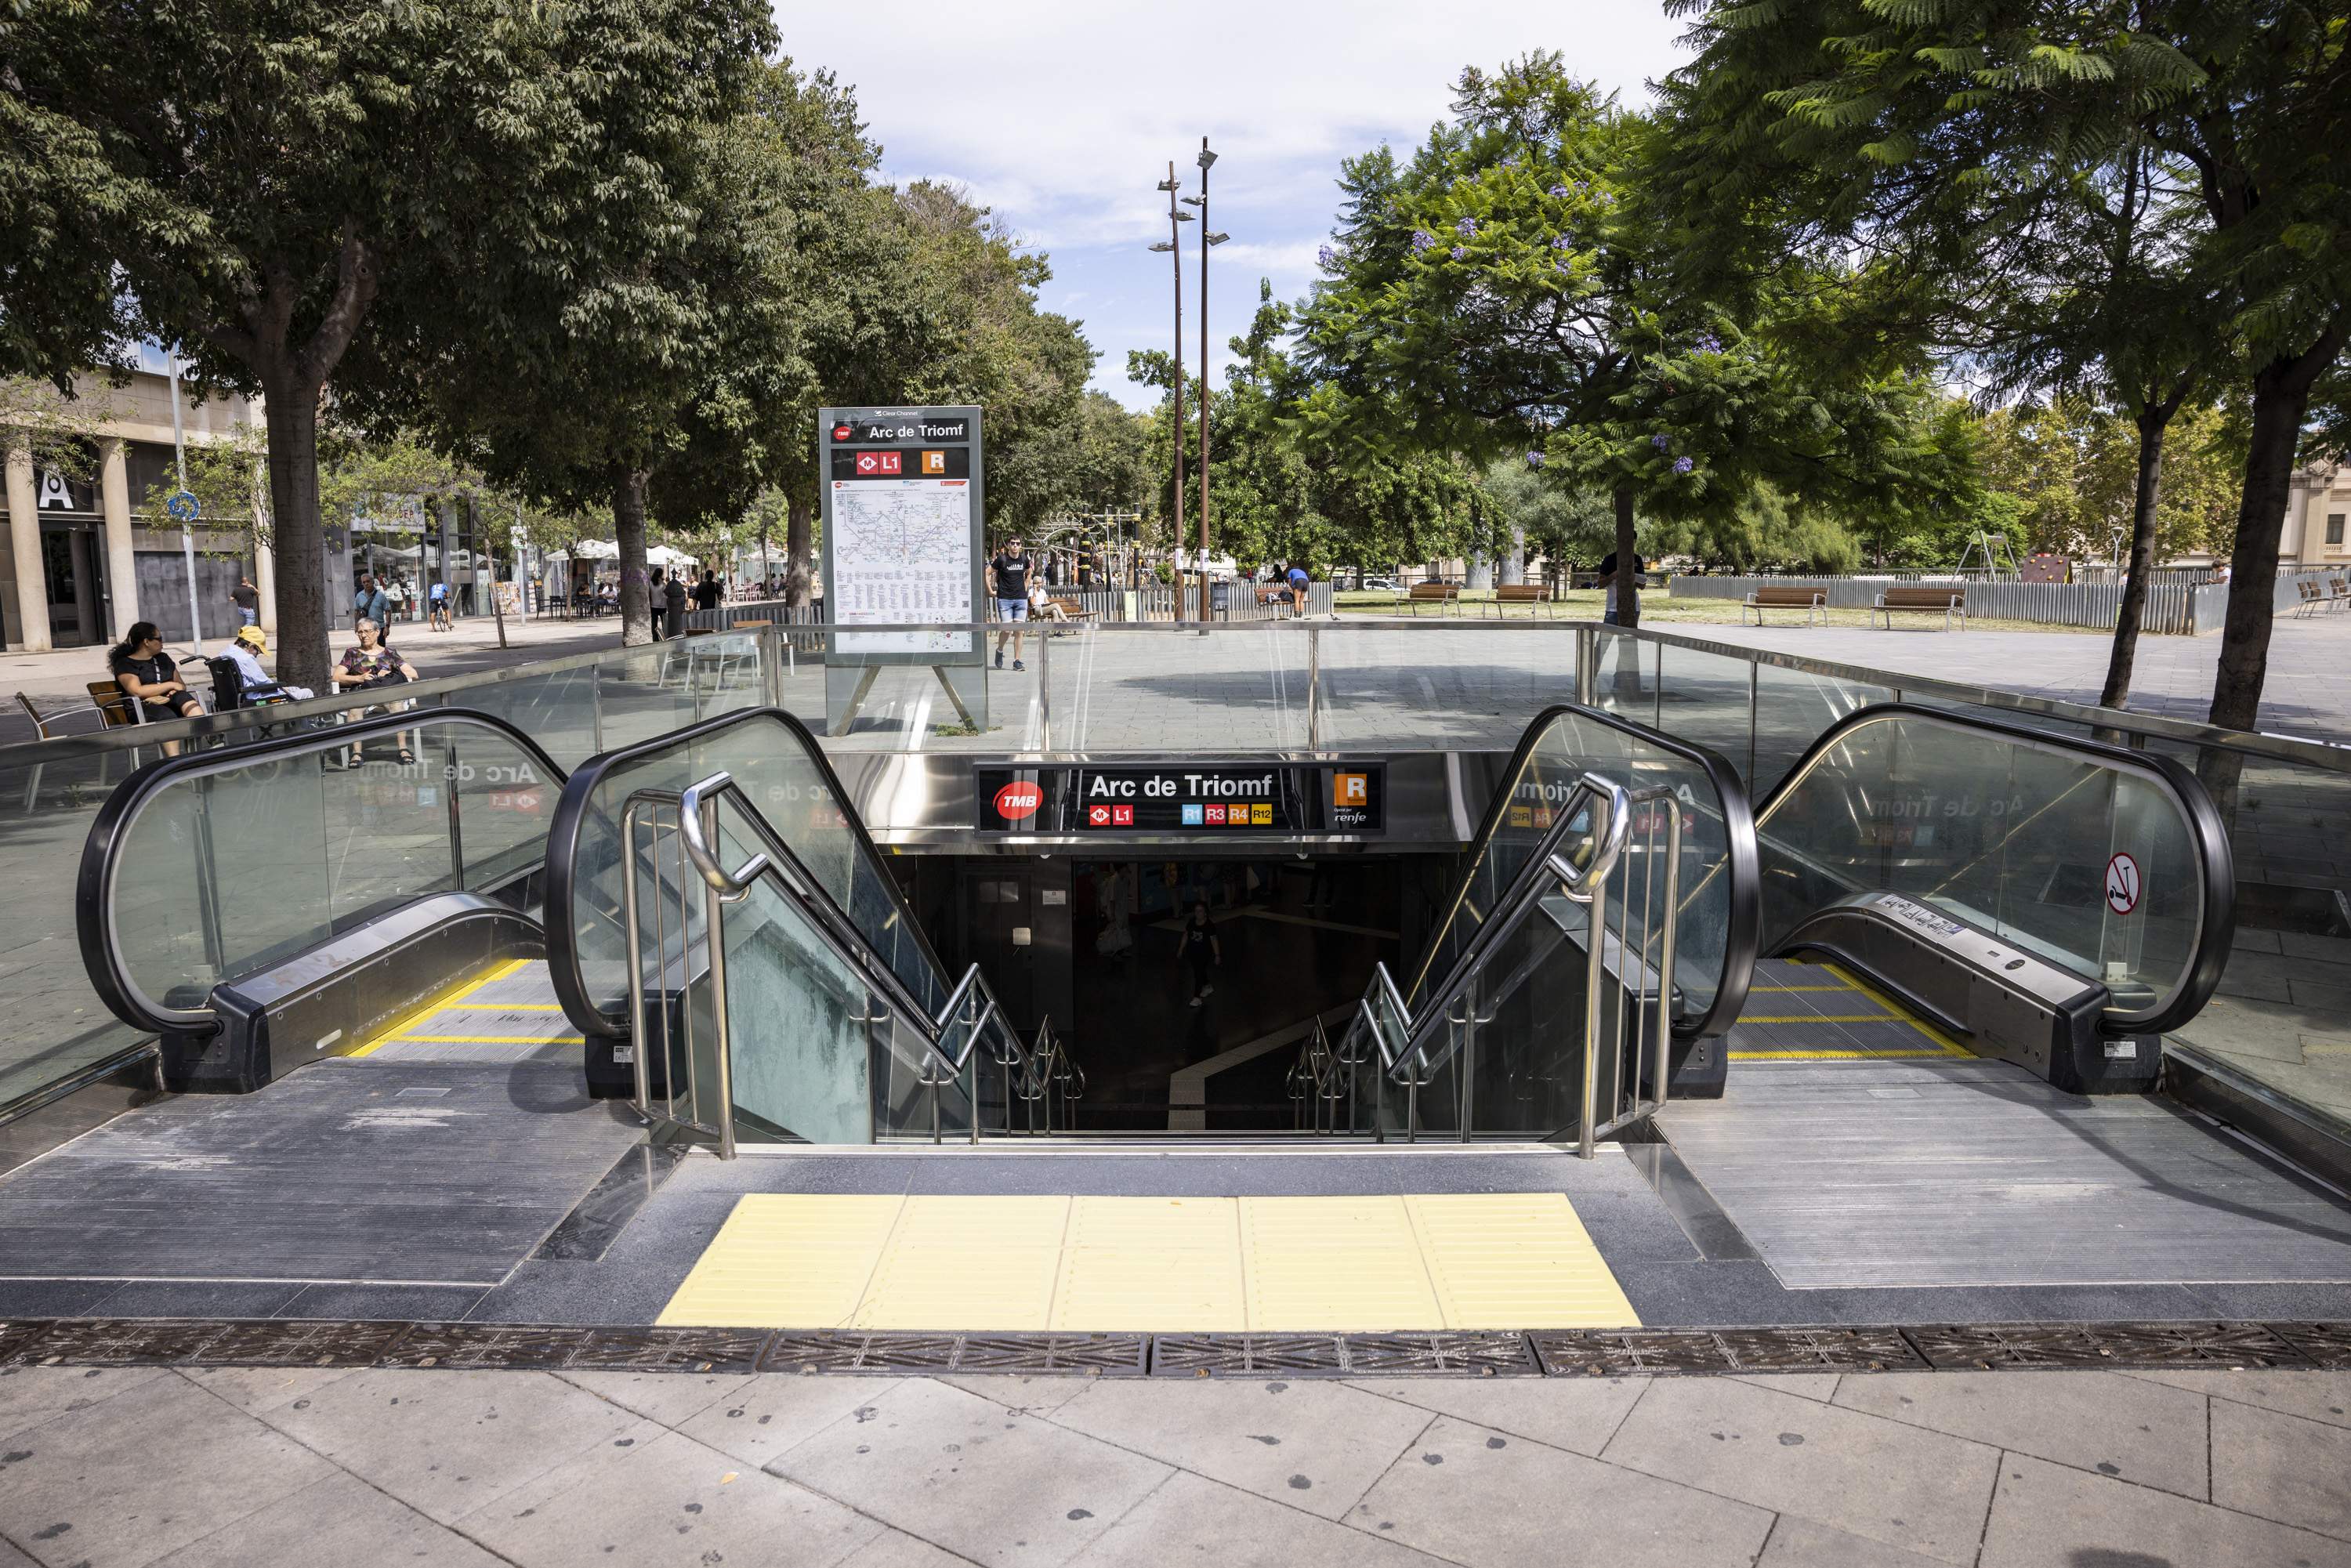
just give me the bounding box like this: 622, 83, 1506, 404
1330, 587, 2105, 635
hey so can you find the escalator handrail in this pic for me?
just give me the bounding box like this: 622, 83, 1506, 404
1409, 701, 1760, 1041
1370, 772, 1633, 1086
542, 704, 956, 1041
673, 770, 1015, 1079
74, 707, 569, 1037
1753, 701, 2236, 1037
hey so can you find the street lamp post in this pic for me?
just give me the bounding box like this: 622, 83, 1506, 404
1148, 163, 1192, 621
1188, 139, 1228, 625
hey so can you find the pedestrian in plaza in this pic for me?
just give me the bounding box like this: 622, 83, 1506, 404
1179, 899, 1221, 1008
1284, 559, 1311, 617
328, 617, 421, 767
385, 575, 409, 624
105, 621, 204, 755
647, 570, 668, 639
661, 569, 688, 639
988, 534, 1033, 671
1598, 545, 1646, 625
691, 570, 723, 613
231, 574, 259, 628
427, 576, 452, 632
353, 573, 391, 632
222, 624, 313, 704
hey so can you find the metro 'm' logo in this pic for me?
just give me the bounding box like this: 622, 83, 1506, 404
993, 782, 1042, 820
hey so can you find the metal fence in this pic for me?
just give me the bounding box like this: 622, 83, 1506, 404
1671, 573, 2210, 633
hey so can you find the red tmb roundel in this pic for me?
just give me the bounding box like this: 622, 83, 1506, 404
994, 781, 1042, 821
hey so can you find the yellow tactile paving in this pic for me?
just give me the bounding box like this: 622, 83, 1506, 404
657, 1193, 904, 1328
1403, 1193, 1640, 1329
657, 1192, 1640, 1331
853, 1196, 1070, 1331
1052, 1197, 1245, 1331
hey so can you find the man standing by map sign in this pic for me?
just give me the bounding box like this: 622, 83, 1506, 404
819, 405, 987, 734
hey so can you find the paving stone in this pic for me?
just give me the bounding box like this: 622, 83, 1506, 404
553, 1367, 755, 1427
144, 1468, 505, 1568
1833, 1370, 2208, 1497
0, 1364, 165, 1443
1979, 1452, 2351, 1568
1350, 1413, 1772, 1568
1601, 1374, 1999, 1566
763, 1377, 1171, 1568
1727, 1372, 1841, 1403
0, 1368, 333, 1567
839, 1529, 981, 1568
679, 1373, 912, 1469
462, 1428, 881, 1568
179, 1364, 361, 1416
1342, 1374, 1647, 1457
1072, 1471, 1451, 1568
2125, 1367, 2351, 1428
938, 1373, 1095, 1417
0, 1538, 33, 1568
2212, 1393, 2351, 1541
1050, 1377, 1432, 1521
257, 1367, 646, 1526
1757, 1517, 1955, 1567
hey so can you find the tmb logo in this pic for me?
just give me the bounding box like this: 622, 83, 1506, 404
831, 423, 853, 441
994, 781, 1042, 821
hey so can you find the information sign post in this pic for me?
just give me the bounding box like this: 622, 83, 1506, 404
818, 405, 986, 736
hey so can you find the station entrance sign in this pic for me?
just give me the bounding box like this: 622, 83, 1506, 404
975, 762, 1386, 836
820, 404, 984, 658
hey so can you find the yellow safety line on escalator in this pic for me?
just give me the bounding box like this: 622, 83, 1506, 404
395, 1034, 588, 1045
1822, 961, 1972, 1057
657, 1193, 1640, 1332
345, 958, 530, 1058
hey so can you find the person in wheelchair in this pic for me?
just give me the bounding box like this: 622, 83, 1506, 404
218, 625, 313, 707
327, 617, 420, 768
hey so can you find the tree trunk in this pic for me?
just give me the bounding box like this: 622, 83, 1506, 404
2099, 404, 2174, 708
785, 492, 813, 609
259, 372, 331, 692
2208, 336, 2341, 733
613, 467, 654, 646
1611, 482, 1639, 630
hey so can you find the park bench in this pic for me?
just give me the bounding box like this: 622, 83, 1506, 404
1487, 583, 1559, 617
1741, 585, 1828, 626
1253, 585, 1295, 618
2289, 578, 2347, 617
2324, 578, 2350, 614
1404, 581, 1461, 617
1039, 595, 1098, 626
1870, 585, 1966, 631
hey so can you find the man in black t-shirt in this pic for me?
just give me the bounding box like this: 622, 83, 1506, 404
1598, 548, 1646, 625
987, 536, 1033, 672
690, 570, 723, 610
232, 576, 260, 628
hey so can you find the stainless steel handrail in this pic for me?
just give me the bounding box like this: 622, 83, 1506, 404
664, 769, 1036, 1148
1339, 773, 1632, 1143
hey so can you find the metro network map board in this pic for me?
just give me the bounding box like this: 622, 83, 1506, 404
975, 762, 1386, 837
820, 405, 984, 661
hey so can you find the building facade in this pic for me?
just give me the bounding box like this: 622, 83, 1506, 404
0, 370, 266, 653
2283, 460, 2351, 570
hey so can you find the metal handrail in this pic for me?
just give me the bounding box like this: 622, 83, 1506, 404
660, 769, 1036, 1147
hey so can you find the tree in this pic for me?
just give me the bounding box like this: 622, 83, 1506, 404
1, 0, 772, 685
1663, 0, 2350, 728
1299, 56, 1972, 628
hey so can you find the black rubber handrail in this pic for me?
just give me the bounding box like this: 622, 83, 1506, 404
542, 705, 957, 1040
1751, 701, 2237, 1039
74, 707, 569, 1039
1407, 701, 1762, 1043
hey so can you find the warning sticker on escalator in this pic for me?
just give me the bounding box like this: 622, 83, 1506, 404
1872, 893, 1965, 938
2104, 853, 2142, 914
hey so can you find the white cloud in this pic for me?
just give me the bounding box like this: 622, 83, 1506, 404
779, 2, 1689, 405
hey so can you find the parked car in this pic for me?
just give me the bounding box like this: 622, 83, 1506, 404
1360, 574, 1400, 592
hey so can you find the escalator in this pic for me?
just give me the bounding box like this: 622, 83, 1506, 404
76, 709, 565, 1091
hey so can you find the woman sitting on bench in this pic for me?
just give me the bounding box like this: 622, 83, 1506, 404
328, 617, 421, 768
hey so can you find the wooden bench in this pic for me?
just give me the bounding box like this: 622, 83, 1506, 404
2292, 578, 2326, 617
1404, 581, 1461, 616
1870, 585, 1966, 630
1741, 585, 1828, 626
2331, 578, 2351, 613
1038, 596, 1097, 625
1486, 583, 1558, 617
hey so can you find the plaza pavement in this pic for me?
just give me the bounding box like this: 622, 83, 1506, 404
3, 1359, 2349, 1567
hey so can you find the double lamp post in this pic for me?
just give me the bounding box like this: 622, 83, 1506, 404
1150, 138, 1226, 622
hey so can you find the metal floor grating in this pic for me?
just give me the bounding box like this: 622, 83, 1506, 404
3, 1317, 2344, 1378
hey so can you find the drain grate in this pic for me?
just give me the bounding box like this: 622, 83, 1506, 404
759, 1331, 1149, 1377
0, 1317, 2341, 1378
1150, 1331, 1540, 1378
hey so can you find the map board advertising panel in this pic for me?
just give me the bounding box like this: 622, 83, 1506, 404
819, 405, 984, 661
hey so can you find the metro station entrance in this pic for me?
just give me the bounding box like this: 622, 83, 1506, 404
892, 853, 1445, 1131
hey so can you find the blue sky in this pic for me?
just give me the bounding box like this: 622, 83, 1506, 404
777, 3, 1688, 411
